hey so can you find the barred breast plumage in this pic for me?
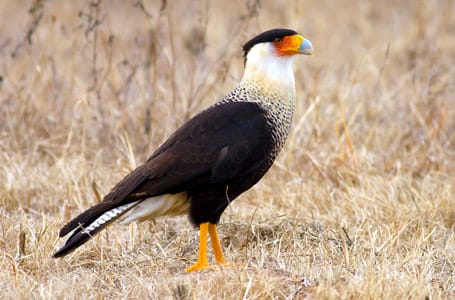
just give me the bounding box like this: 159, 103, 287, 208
217, 80, 295, 164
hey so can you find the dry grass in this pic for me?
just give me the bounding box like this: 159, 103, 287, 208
1, 0, 454, 299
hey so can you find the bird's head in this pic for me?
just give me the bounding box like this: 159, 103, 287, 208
243, 28, 313, 61
241, 28, 313, 97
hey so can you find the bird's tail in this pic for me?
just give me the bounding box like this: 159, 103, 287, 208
53, 201, 139, 258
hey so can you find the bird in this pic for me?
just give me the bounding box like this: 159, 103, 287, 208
53, 28, 313, 272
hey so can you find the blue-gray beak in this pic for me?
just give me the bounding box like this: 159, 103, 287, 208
299, 38, 313, 55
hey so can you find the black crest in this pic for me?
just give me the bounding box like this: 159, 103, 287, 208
242, 28, 298, 59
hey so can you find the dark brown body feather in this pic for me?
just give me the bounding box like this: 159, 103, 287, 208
54, 101, 275, 257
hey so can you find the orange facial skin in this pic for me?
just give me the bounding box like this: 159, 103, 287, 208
274, 34, 313, 56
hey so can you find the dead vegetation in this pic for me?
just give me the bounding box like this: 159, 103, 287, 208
0, 0, 454, 299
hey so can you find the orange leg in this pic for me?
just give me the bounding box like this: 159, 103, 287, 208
208, 223, 227, 265
185, 222, 229, 272
185, 223, 209, 272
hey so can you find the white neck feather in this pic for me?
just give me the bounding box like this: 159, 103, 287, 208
241, 43, 296, 98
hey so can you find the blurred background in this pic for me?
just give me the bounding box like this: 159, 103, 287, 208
1, 0, 453, 168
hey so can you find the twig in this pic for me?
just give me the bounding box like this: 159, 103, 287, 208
342, 226, 353, 247
11, 0, 45, 58
134, 0, 153, 18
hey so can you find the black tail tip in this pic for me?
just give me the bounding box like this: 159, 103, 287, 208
52, 247, 69, 258
52, 240, 79, 258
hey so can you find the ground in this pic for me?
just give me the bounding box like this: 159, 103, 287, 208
0, 0, 454, 299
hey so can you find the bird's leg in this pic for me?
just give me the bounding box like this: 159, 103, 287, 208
185, 222, 209, 272
208, 223, 227, 265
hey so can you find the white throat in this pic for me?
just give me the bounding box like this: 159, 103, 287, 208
241, 43, 296, 97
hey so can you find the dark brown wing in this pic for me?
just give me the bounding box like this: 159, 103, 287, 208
54, 101, 273, 257
134, 101, 274, 194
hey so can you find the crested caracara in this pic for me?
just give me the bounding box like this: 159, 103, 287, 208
53, 28, 313, 272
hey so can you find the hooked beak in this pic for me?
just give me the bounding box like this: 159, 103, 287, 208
277, 34, 313, 56
298, 38, 313, 55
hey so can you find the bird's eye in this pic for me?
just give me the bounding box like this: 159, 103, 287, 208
274, 37, 282, 43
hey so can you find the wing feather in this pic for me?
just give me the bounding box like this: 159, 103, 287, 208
54, 101, 273, 257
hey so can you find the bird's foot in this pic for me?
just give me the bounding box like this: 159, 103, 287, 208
185, 261, 210, 272
185, 261, 232, 272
